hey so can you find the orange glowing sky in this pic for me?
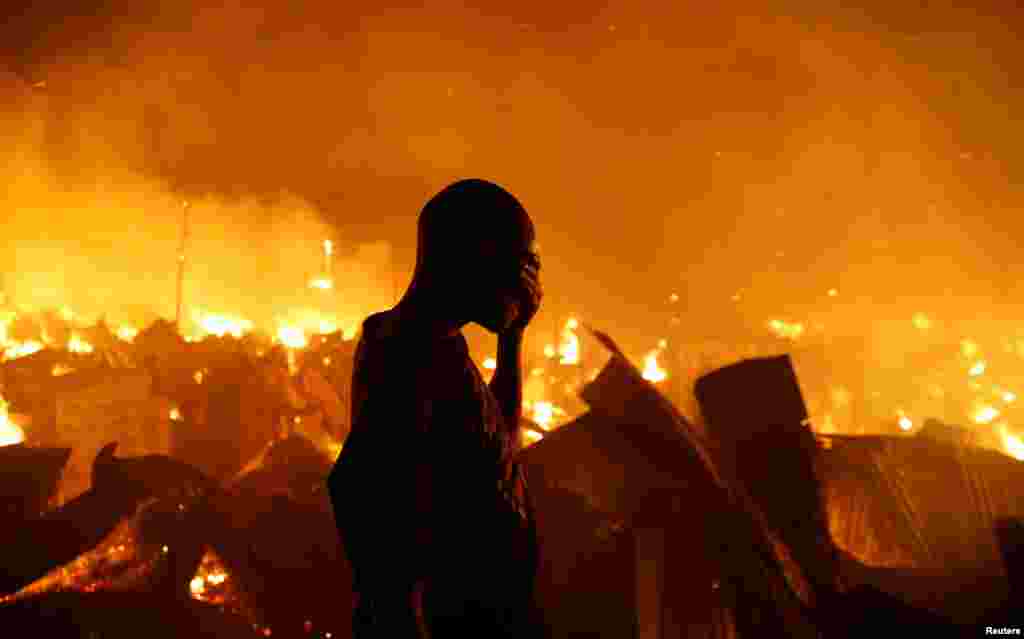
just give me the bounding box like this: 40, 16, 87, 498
1, 1, 1023, 360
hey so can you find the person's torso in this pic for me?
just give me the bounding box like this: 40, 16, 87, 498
350, 312, 536, 582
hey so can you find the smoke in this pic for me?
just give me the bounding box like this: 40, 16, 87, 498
0, 68, 395, 332
2, 2, 1024, 362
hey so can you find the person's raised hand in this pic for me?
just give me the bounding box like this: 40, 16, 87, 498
504, 255, 542, 335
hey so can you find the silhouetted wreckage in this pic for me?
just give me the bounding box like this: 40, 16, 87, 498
0, 321, 1022, 637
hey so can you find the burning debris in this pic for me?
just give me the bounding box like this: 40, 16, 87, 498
0, 396, 25, 447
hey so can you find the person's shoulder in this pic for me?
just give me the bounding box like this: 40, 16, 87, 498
356, 311, 427, 379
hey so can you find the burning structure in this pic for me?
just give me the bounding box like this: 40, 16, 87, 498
2, 0, 1024, 636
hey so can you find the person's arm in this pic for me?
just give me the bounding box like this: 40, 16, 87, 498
489, 328, 525, 446
327, 344, 434, 632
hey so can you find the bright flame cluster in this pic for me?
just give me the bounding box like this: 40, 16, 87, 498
559, 318, 580, 365
195, 311, 253, 339
0, 396, 25, 447
766, 319, 805, 340
642, 349, 667, 383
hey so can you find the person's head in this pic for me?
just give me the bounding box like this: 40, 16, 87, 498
407, 178, 538, 334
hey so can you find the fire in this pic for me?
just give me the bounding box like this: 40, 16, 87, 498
195, 312, 253, 338
67, 333, 93, 354
116, 325, 138, 342
828, 288, 838, 297
324, 239, 333, 257
531, 401, 555, 430
524, 430, 543, 444
1000, 425, 1024, 461
193, 370, 205, 384
277, 325, 307, 350
51, 364, 73, 377
973, 404, 1001, 425
3, 340, 43, 360
169, 407, 182, 421
483, 357, 497, 370
342, 325, 357, 341
969, 361, 987, 377
766, 319, 805, 340
0, 397, 25, 447
1004, 391, 1017, 404
309, 277, 333, 290
543, 344, 556, 358
559, 318, 580, 365
896, 409, 913, 432
642, 349, 667, 383
912, 313, 932, 330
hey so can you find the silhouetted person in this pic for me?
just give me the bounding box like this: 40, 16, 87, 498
328, 179, 545, 637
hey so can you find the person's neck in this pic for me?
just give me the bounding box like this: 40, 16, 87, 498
392, 287, 467, 339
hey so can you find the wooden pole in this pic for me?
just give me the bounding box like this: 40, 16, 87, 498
175, 201, 191, 334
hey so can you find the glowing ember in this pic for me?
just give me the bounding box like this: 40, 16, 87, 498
193, 370, 205, 384
766, 319, 805, 340
543, 344, 556, 358
911, 313, 932, 330
483, 357, 497, 370
196, 312, 253, 338
116, 325, 138, 342
169, 407, 182, 421
1000, 425, 1024, 461
559, 319, 580, 365
67, 333, 93, 354
189, 576, 205, 596
896, 409, 913, 432
51, 364, 73, 377
973, 405, 1001, 425
524, 430, 543, 444
969, 361, 987, 377
323, 357, 331, 367
0, 397, 25, 447
277, 325, 307, 349
1004, 391, 1017, 404
827, 288, 838, 297
532, 401, 555, 429
4, 340, 43, 360
658, 338, 667, 349
669, 293, 679, 303
642, 350, 667, 383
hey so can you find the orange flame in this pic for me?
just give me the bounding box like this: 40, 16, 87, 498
642, 349, 667, 383
67, 333, 93, 354
896, 409, 913, 432
277, 325, 307, 350
766, 319, 805, 340
116, 325, 138, 342
194, 311, 253, 338
559, 318, 580, 365
309, 277, 333, 290
483, 357, 496, 370
1000, 425, 1024, 461
0, 397, 25, 447
973, 404, 1000, 425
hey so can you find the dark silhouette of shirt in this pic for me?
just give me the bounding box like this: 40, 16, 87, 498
328, 311, 541, 636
